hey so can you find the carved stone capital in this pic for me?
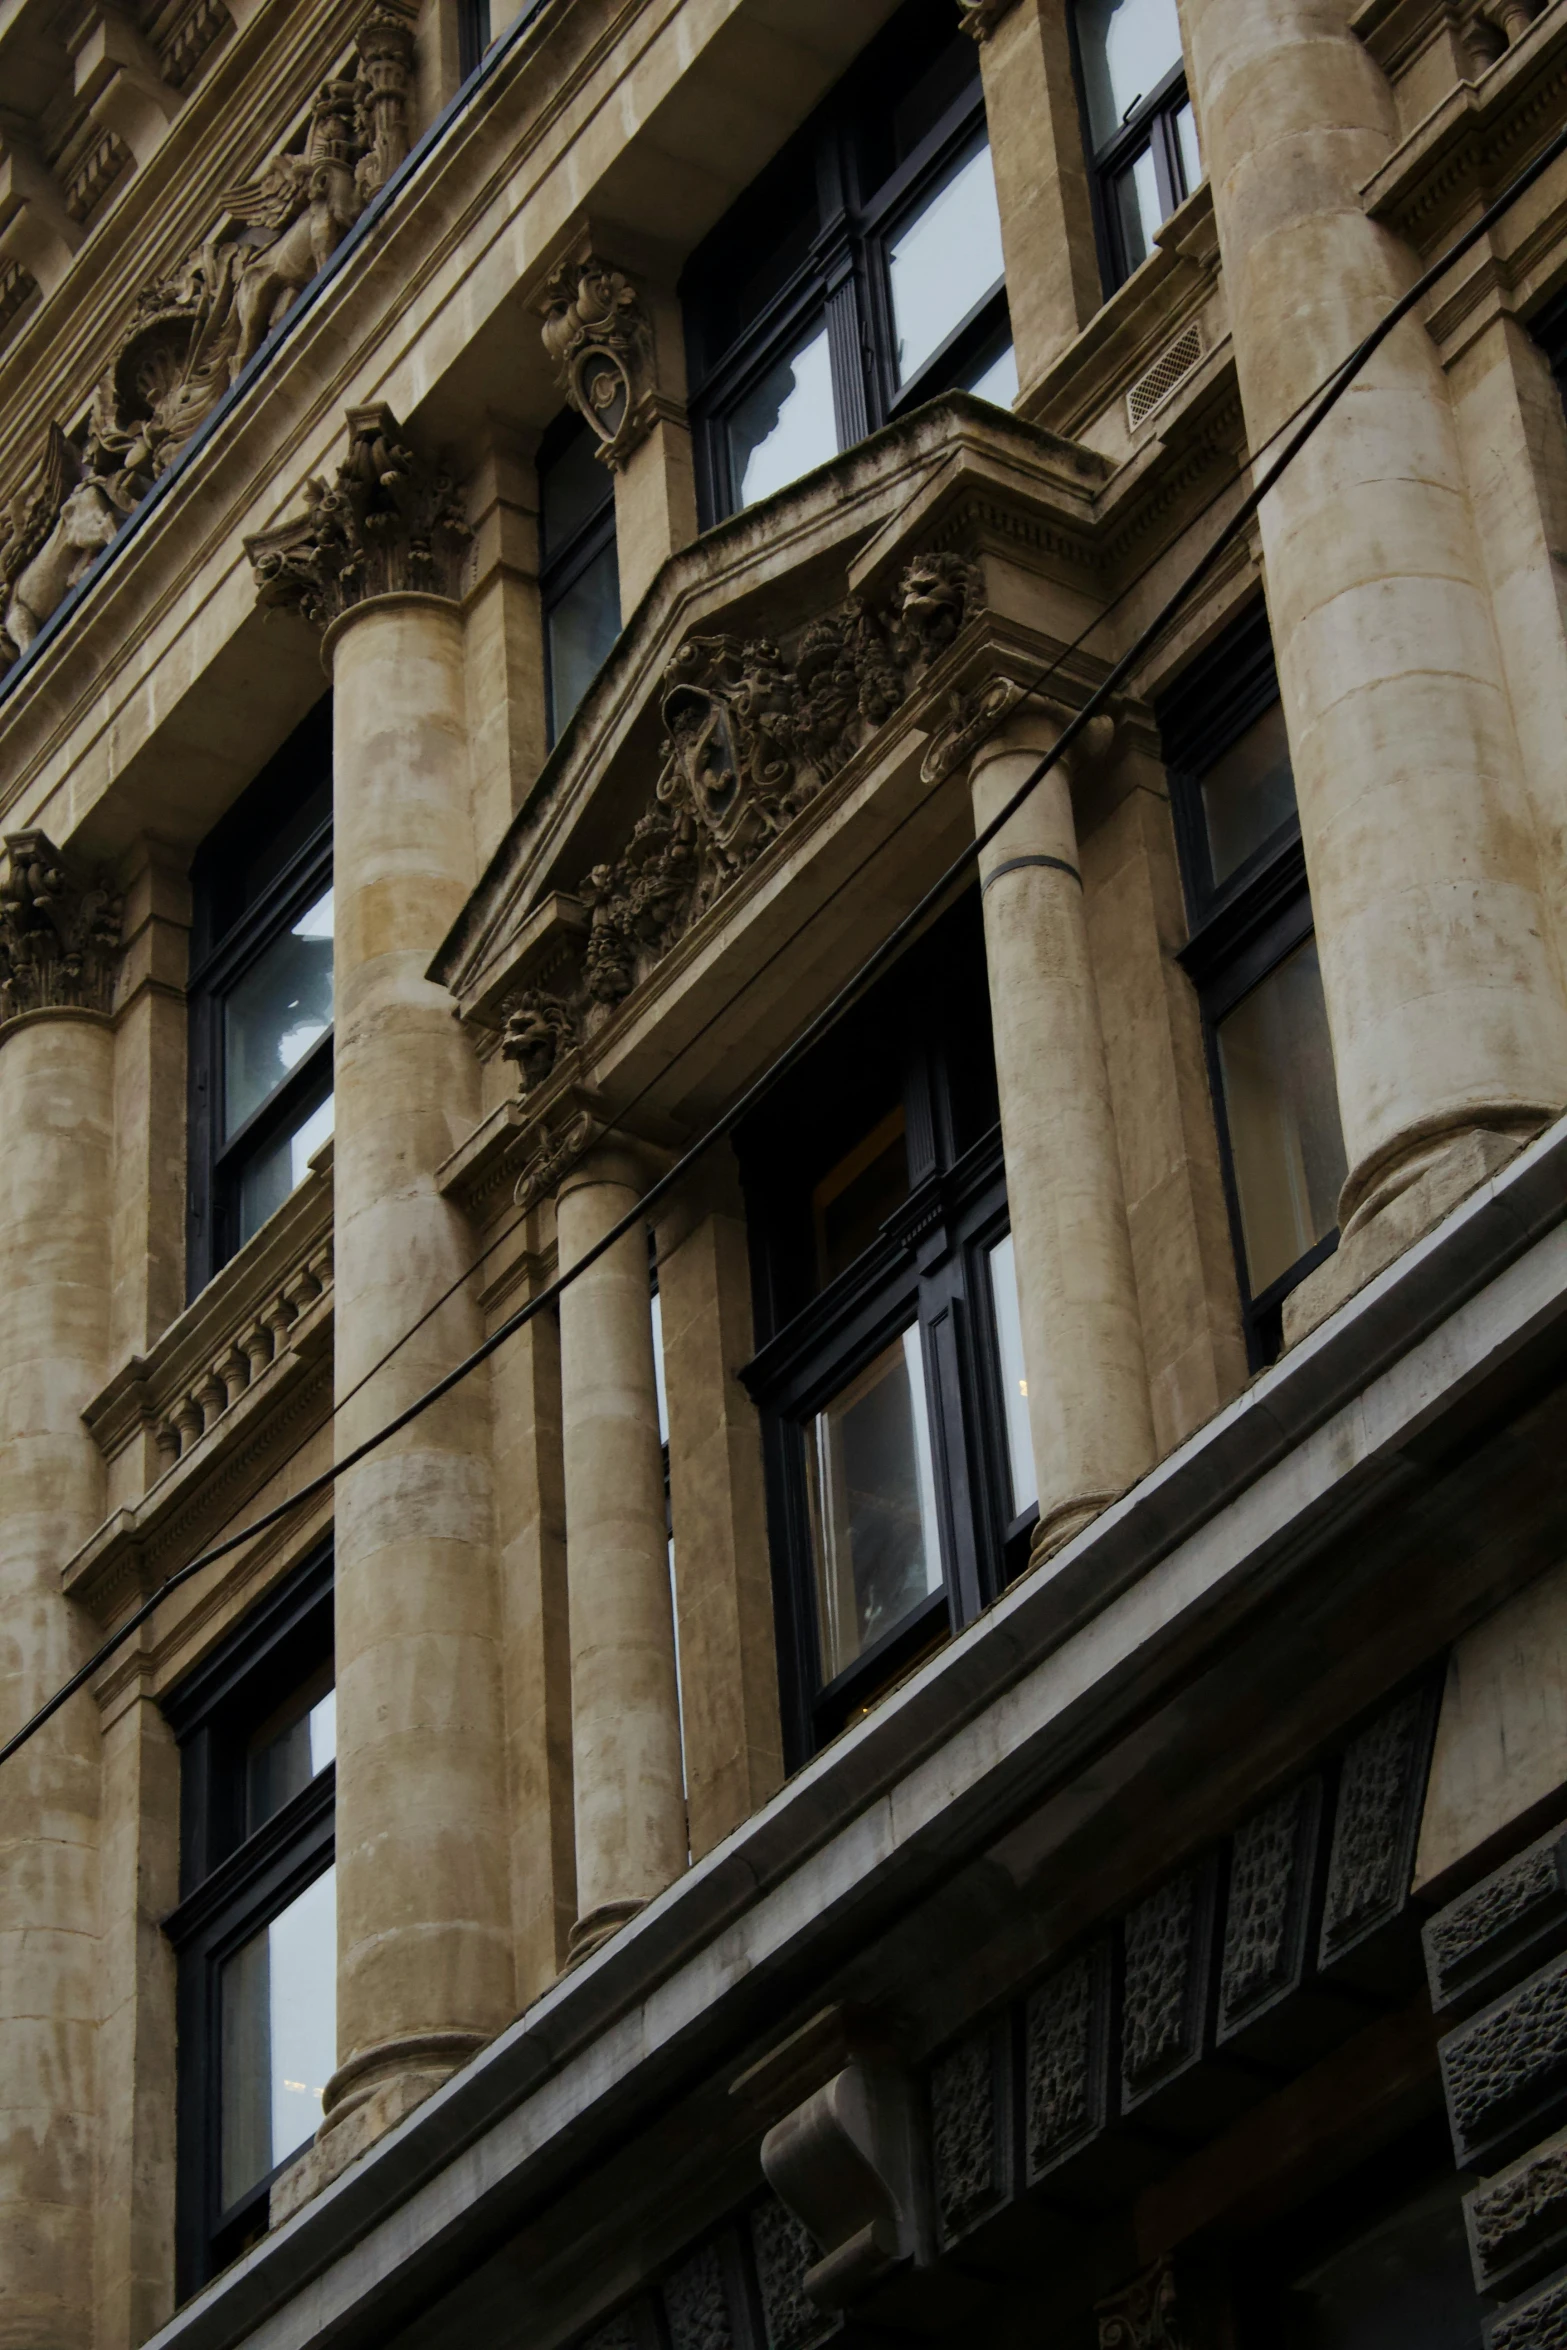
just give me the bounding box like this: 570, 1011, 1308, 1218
1097, 2259, 1186, 2350
537, 252, 657, 469
956, 0, 1021, 36
0, 830, 123, 1027
245, 403, 470, 630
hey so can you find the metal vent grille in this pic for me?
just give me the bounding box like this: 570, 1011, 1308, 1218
1126, 321, 1204, 432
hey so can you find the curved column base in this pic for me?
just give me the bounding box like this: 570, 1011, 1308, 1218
566, 1897, 646, 1968
271, 2029, 491, 2228
1029, 1489, 1123, 1568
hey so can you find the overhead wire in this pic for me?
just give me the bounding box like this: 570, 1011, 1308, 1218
6, 106, 1565, 1774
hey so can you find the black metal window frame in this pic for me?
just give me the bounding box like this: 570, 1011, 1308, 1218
1163, 602, 1338, 1367
1071, 35, 1197, 294
737, 895, 1033, 1766
162, 1544, 334, 2298
681, 0, 1011, 526
537, 406, 618, 746
186, 702, 333, 1298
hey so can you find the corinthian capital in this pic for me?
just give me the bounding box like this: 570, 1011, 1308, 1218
244, 403, 470, 629
0, 830, 123, 1026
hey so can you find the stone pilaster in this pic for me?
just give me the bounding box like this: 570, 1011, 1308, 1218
972, 0, 1100, 396
0, 832, 121, 2349
969, 706, 1156, 1557
555, 1142, 686, 1958
1181, 0, 1567, 1337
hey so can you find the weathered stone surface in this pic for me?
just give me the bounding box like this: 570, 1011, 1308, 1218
1219, 1779, 1319, 2036
1026, 1943, 1112, 2181
931, 2028, 1006, 2245
1442, 1956, 1567, 2170
1428, 1829, 1567, 2019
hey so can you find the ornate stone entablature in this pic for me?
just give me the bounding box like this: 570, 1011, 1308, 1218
0, 0, 417, 673
0, 830, 124, 1027
536, 252, 658, 470
244, 403, 470, 628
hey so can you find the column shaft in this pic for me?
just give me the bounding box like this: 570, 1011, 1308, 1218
1184, 0, 1567, 1236
556, 1150, 685, 1953
0, 1011, 113, 2349
328, 592, 513, 2129
972, 729, 1156, 1551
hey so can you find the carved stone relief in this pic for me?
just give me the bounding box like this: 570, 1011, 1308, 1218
930, 2028, 1007, 2246
538, 254, 657, 469
1097, 2259, 1187, 2350
0, 830, 123, 1026
245, 403, 470, 628
1025, 1942, 1112, 2182
0, 1, 417, 672
956, 0, 1021, 35
1317, 1683, 1438, 1983
748, 2197, 839, 2350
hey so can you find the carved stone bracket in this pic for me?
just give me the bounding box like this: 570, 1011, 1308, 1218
956, 0, 1021, 37
537, 253, 657, 469
759, 2054, 928, 2310
0, 830, 123, 1027
245, 404, 470, 629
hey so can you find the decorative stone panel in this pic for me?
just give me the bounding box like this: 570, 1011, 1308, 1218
1442, 1957, 1567, 2173
1488, 2270, 1567, 2350
1218, 1779, 1322, 2047
1318, 1683, 1440, 1994
664, 2236, 756, 2350
931, 2024, 1011, 2247
1025, 1943, 1114, 2189
1469, 2132, 1567, 2301
1428, 1831, 1567, 2020
1121, 1856, 1224, 2126
748, 2198, 840, 2350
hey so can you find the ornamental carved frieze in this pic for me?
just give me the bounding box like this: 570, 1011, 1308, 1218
0, 1, 417, 673
245, 403, 470, 627
0, 830, 123, 1026
537, 255, 657, 469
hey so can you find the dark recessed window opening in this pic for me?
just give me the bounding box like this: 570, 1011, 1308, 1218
538, 408, 621, 744
737, 891, 1036, 1765
163, 1547, 336, 2297
1163, 602, 1347, 1367
682, 0, 1016, 526
1074, 0, 1201, 291
458, 0, 492, 79
187, 700, 333, 1299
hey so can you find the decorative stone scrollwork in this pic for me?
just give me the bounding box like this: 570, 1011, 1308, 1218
538, 254, 657, 469
921, 675, 1025, 783
1096, 2259, 1187, 2350
512, 1109, 598, 1213
245, 404, 470, 629
0, 0, 416, 674
0, 830, 123, 1026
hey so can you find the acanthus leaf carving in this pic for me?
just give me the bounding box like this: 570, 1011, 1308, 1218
0, 830, 123, 1026
0, 1, 417, 676
1096, 2259, 1187, 2350
538, 254, 656, 469
245, 402, 470, 628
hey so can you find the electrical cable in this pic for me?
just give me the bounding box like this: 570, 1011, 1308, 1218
6, 107, 1565, 1774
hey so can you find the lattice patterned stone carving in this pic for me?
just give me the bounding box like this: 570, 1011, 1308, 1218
1427, 1830, 1567, 2019
1318, 1684, 1437, 1985
931, 2027, 1006, 2246
1026, 1942, 1112, 2181
1442, 1957, 1567, 2171
1121, 1863, 1216, 2110
664, 2242, 737, 2350
1490, 2270, 1567, 2350
1470, 2138, 1567, 2296
1218, 1778, 1321, 2041
749, 2198, 838, 2350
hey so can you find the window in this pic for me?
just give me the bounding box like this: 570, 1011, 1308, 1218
163, 1548, 336, 2295
539, 409, 621, 743
187, 702, 333, 1295
683, 0, 1016, 525
1163, 604, 1347, 1365
1074, 0, 1201, 289
738, 892, 1036, 1762
458, 0, 491, 78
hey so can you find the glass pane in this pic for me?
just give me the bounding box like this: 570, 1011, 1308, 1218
987, 1234, 1038, 1518
650, 1287, 669, 1450
1283, 2175, 1482, 2350
247, 1668, 336, 1834
888, 141, 1005, 389
806, 1326, 942, 1683
223, 886, 333, 1140
541, 423, 611, 562
547, 535, 621, 739
1216, 936, 1347, 1296
726, 324, 837, 510
1201, 700, 1298, 885
220, 1864, 336, 2209
965, 339, 1019, 408
1112, 145, 1164, 275
1173, 99, 1201, 194
236, 1087, 334, 1248
811, 1107, 910, 1289
1077, 0, 1186, 149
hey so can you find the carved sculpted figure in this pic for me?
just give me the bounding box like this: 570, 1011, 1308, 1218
0, 428, 130, 666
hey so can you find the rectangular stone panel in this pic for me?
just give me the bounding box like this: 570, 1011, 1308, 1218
747, 2196, 843, 2350
1486, 2265, 1567, 2350
1427, 1826, 1567, 2022
930, 2021, 1014, 2250
1442, 1953, 1567, 2174
1317, 1683, 1440, 1997
1468, 2130, 1567, 2303
664, 2233, 762, 2350
1217, 1774, 1367, 2071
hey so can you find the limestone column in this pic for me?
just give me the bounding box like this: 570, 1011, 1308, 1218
1183, 0, 1567, 1267
970, 713, 1157, 1554
555, 1144, 686, 1957
248, 407, 513, 2158
0, 833, 121, 2350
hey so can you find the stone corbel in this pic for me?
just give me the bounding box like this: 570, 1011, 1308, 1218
0, 128, 83, 299
537, 247, 658, 469
70, 7, 184, 168
0, 831, 124, 1029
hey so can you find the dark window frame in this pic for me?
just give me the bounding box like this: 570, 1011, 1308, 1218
1070, 26, 1197, 294
1163, 603, 1339, 1367
738, 898, 1033, 1765
537, 407, 619, 745
163, 1545, 334, 2298
186, 703, 333, 1299
457, 0, 492, 79
682, 0, 1012, 526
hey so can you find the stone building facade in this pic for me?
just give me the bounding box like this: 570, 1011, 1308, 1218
6, 0, 1567, 2345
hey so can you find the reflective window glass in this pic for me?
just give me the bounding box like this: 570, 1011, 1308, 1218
1173, 98, 1201, 190
1111, 145, 1164, 276
541, 427, 610, 562
966, 339, 1019, 408
727, 324, 838, 509
1216, 935, 1347, 1294
246, 1669, 336, 1835
236, 1089, 334, 1248
806, 1326, 942, 1682
223, 887, 333, 1141
219, 1864, 336, 2210
547, 536, 621, 736
888, 140, 1006, 388
1201, 699, 1298, 884
987, 1233, 1038, 1517
1077, 0, 1186, 148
